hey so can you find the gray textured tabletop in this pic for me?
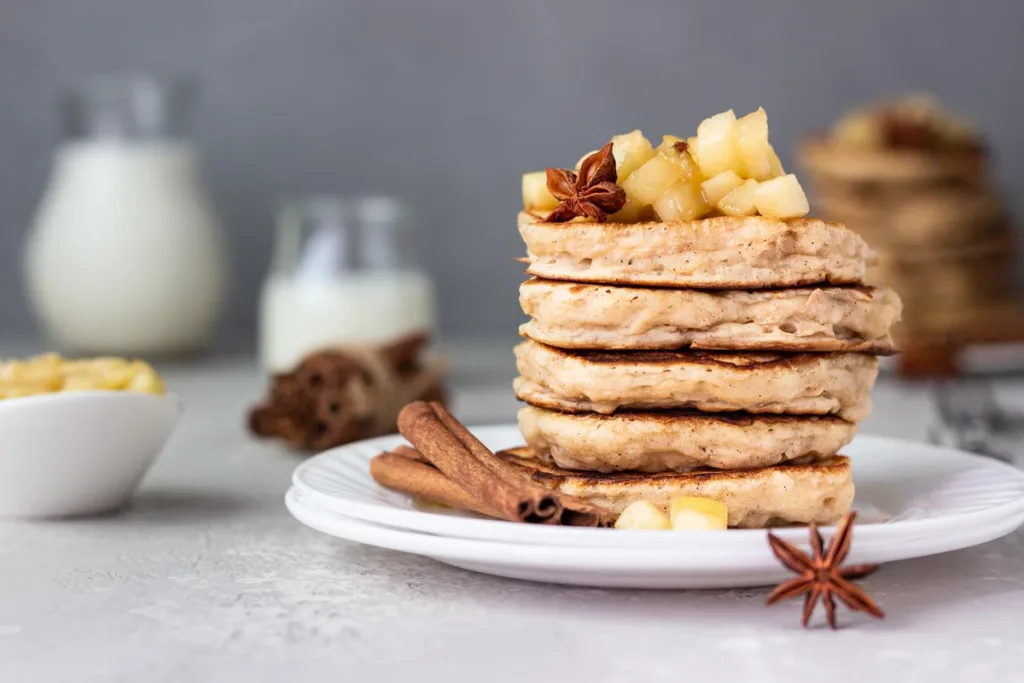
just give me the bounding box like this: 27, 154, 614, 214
2, 346, 1024, 682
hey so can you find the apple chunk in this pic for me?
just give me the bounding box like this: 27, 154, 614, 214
621, 154, 683, 205
766, 144, 785, 177
717, 179, 758, 217
701, 170, 744, 206
737, 107, 770, 179
694, 110, 741, 177
653, 179, 709, 221
754, 174, 809, 218
521, 171, 560, 211
611, 130, 656, 180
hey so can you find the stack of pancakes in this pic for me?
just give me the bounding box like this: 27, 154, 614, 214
800, 137, 1018, 347
509, 212, 902, 528
799, 96, 1023, 374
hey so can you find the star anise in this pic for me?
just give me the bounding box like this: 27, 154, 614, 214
766, 511, 884, 629
544, 142, 626, 223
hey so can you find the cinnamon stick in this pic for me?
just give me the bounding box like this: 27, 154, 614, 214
428, 401, 614, 527
396, 401, 614, 527
370, 452, 503, 518
379, 332, 429, 369
391, 444, 430, 463
397, 401, 559, 523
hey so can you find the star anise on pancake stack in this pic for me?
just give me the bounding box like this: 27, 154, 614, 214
544, 142, 627, 223
766, 511, 884, 629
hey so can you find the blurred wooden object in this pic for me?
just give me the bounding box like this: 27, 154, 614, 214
799, 136, 1024, 379
896, 311, 1024, 377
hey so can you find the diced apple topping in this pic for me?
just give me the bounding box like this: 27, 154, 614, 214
717, 179, 758, 217
766, 144, 785, 176
653, 179, 708, 221
620, 142, 692, 205
574, 149, 600, 171
737, 107, 771, 178
755, 174, 810, 218
521, 170, 560, 212
610, 195, 654, 223
611, 130, 656, 180
694, 110, 741, 177
520, 109, 811, 221
701, 170, 744, 207
574, 130, 656, 180
831, 95, 979, 151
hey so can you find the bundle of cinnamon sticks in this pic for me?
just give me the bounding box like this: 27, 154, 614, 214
249, 333, 445, 452
370, 401, 614, 527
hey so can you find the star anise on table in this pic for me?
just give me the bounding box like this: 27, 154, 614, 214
544, 142, 627, 223
766, 511, 885, 629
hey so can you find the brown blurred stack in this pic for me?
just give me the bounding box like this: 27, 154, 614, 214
799, 96, 1024, 376
248, 333, 446, 452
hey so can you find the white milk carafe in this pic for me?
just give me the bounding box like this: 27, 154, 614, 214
24, 76, 228, 355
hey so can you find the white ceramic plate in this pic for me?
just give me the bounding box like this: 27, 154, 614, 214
293, 427, 1024, 543
286, 487, 1024, 589
287, 427, 1024, 588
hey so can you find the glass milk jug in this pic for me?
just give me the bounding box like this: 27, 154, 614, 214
258, 196, 437, 372
24, 76, 228, 355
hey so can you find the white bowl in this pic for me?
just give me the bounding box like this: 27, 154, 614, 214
0, 391, 183, 518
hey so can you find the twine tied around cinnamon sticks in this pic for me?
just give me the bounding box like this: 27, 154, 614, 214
370, 401, 615, 527
249, 333, 446, 451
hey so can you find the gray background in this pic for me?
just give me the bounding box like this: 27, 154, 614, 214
1, 0, 1021, 343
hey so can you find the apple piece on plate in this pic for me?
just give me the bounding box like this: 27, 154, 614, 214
521, 171, 560, 211
694, 109, 741, 177
754, 174, 810, 218
615, 501, 671, 530
737, 107, 771, 179
653, 179, 709, 221
717, 179, 758, 217
670, 497, 728, 531
701, 170, 745, 206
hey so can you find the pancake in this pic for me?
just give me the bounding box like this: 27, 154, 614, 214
518, 211, 875, 288
519, 278, 901, 353
514, 340, 878, 421
798, 136, 986, 184
518, 405, 856, 473
498, 447, 853, 528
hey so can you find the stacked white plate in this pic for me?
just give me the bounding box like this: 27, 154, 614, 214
287, 426, 1024, 589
